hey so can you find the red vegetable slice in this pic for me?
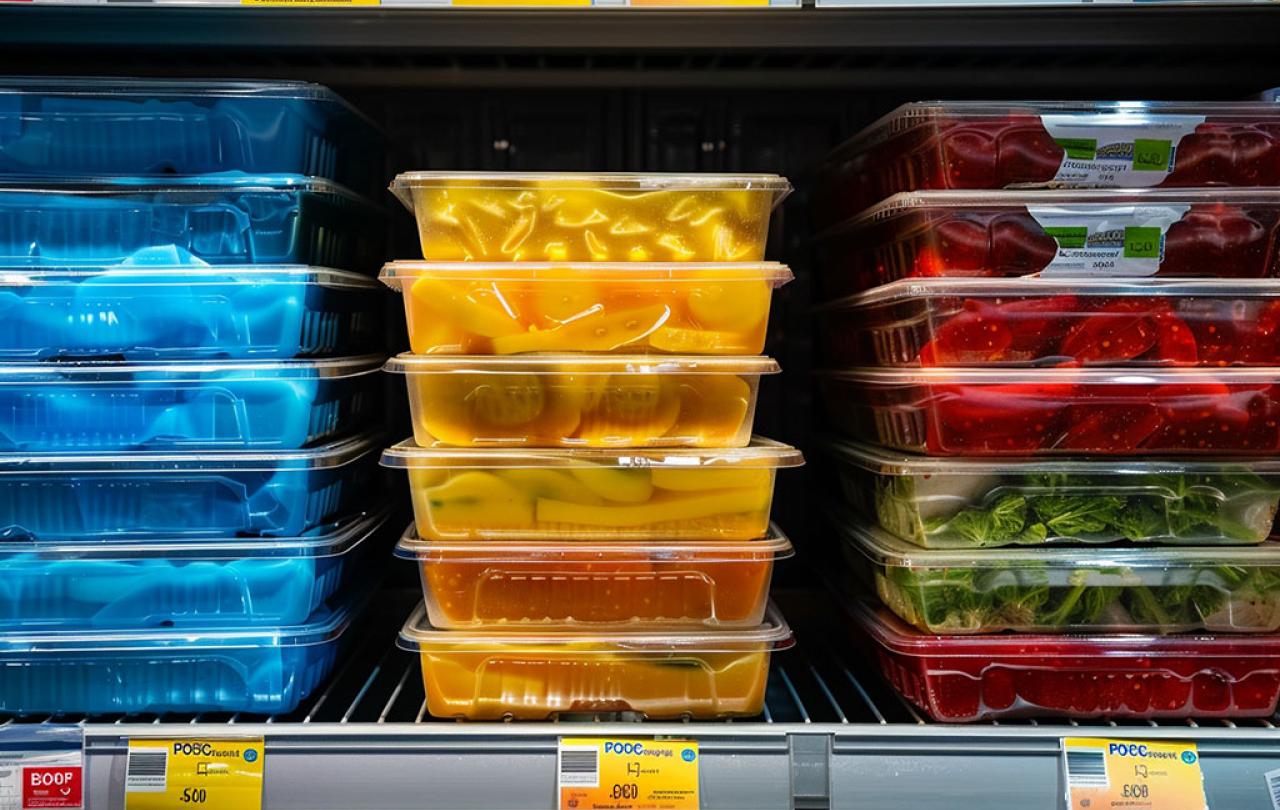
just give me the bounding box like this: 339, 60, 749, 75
1153, 313, 1200, 365
1144, 382, 1280, 452
1058, 403, 1163, 452
1059, 299, 1166, 364
930, 375, 1077, 453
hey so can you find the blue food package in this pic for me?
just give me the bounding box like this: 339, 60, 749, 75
0, 506, 391, 629
0, 433, 382, 540
0, 265, 384, 360
0, 174, 385, 272
0, 355, 382, 451
0, 586, 370, 715
0, 78, 382, 194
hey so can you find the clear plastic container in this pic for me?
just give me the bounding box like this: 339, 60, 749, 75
814, 100, 1280, 228
400, 601, 793, 720
380, 261, 792, 356
825, 438, 1280, 548
0, 433, 381, 540
839, 514, 1280, 634
0, 265, 383, 360
382, 437, 802, 542
853, 601, 1280, 722
387, 353, 778, 448
0, 175, 384, 272
0, 589, 366, 715
0, 355, 381, 451
820, 278, 1280, 368
398, 522, 792, 629
390, 172, 791, 262
0, 507, 390, 629
818, 366, 1280, 456
814, 189, 1280, 300
0, 79, 381, 193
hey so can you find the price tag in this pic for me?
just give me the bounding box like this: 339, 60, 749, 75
557, 738, 698, 810
124, 739, 263, 810
0, 726, 83, 810
1062, 738, 1207, 810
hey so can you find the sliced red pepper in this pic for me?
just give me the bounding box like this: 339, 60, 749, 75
929, 374, 1076, 453
1059, 298, 1168, 364
1058, 403, 1164, 452
1152, 313, 1200, 365
1144, 382, 1280, 452
921, 295, 1077, 365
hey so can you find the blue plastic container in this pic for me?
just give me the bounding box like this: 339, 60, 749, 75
0, 355, 381, 451
0, 433, 381, 540
0, 507, 390, 629
0, 265, 384, 360
0, 174, 384, 272
0, 78, 381, 194
0, 587, 368, 715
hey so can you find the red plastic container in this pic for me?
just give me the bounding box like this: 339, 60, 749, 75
814, 101, 1280, 230
814, 189, 1280, 301
818, 366, 1280, 456
853, 601, 1280, 722
819, 278, 1280, 368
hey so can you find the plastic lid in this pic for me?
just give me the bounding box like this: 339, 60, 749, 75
0, 77, 352, 102
0, 354, 383, 384
385, 353, 780, 376
831, 188, 1280, 236
852, 599, 1280, 659
837, 511, 1280, 571
0, 506, 390, 561
395, 521, 794, 563
0, 587, 367, 654
399, 600, 794, 653
827, 277, 1280, 312
381, 435, 803, 470
380, 261, 793, 287
391, 170, 790, 204
0, 173, 373, 207
824, 436, 1280, 476
823, 366, 1280, 386
0, 265, 381, 290
0, 431, 381, 475
833, 100, 1280, 157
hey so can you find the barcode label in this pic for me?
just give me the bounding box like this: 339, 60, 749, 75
124, 749, 168, 793
558, 745, 599, 789
1266, 767, 1280, 810
1065, 749, 1109, 789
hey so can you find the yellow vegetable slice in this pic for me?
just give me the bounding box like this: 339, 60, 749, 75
535, 488, 770, 528
494, 469, 603, 506
568, 468, 654, 503
687, 279, 771, 331
425, 472, 535, 530
410, 278, 523, 339
650, 468, 772, 492
648, 325, 747, 354
491, 305, 670, 354
664, 375, 751, 445
576, 374, 681, 444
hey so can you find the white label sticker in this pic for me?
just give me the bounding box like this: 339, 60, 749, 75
0, 727, 83, 810
1266, 766, 1280, 810
1041, 113, 1205, 187
1027, 204, 1189, 277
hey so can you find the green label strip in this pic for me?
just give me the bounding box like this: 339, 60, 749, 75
1044, 226, 1088, 249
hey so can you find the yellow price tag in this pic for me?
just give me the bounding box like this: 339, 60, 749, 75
558, 738, 698, 810
1063, 738, 1207, 810
124, 738, 264, 810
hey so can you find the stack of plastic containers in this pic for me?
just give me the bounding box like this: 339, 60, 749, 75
0, 78, 390, 715
380, 171, 803, 719
812, 100, 1280, 722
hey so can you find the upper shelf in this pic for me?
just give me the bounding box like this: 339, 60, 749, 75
0, 4, 1275, 52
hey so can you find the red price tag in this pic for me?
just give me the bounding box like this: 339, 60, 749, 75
23, 766, 82, 809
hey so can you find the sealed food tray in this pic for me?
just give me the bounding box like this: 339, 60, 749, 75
399, 522, 792, 629
0, 175, 384, 272
0, 355, 381, 451
387, 353, 777, 448
390, 171, 790, 262
380, 261, 792, 356
820, 278, 1280, 368
0, 589, 365, 715
814, 189, 1280, 299
0, 433, 381, 540
818, 366, 1280, 456
400, 601, 793, 720
839, 515, 1280, 634
814, 100, 1280, 227
0, 507, 390, 629
853, 601, 1280, 721
0, 78, 381, 193
0, 265, 383, 360
382, 437, 802, 542
826, 438, 1280, 548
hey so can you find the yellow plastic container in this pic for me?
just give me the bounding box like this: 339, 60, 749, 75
380, 261, 793, 356
380, 437, 803, 541
399, 601, 793, 720
385, 354, 780, 448
389, 172, 792, 262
